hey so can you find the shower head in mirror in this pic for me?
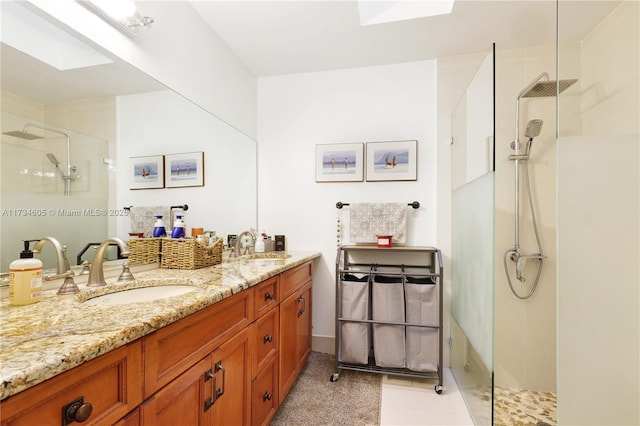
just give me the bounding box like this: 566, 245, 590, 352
2, 130, 43, 140
46, 153, 60, 167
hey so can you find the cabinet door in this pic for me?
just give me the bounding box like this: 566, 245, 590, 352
278, 280, 312, 402
140, 356, 212, 426
210, 328, 251, 426
295, 281, 312, 368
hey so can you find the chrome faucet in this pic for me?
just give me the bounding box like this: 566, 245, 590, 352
234, 230, 256, 256
87, 238, 130, 287
33, 236, 71, 274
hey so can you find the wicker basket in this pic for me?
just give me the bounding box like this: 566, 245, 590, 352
161, 237, 223, 269
128, 238, 162, 265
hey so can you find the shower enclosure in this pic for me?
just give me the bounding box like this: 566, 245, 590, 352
450, 1, 638, 425
0, 112, 109, 272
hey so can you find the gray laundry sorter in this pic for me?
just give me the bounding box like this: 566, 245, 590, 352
331, 245, 444, 394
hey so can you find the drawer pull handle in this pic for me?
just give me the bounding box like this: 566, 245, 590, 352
263, 391, 272, 401
263, 334, 273, 343
214, 361, 226, 400
297, 295, 305, 317
264, 292, 274, 301
204, 369, 214, 411
63, 397, 93, 425
204, 397, 213, 411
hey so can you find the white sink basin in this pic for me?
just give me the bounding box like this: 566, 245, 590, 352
83, 285, 197, 306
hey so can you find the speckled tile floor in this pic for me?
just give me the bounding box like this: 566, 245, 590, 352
494, 386, 557, 426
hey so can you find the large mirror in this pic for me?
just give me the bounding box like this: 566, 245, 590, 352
0, 2, 257, 274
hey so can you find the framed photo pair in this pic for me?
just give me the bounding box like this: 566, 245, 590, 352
315, 140, 417, 182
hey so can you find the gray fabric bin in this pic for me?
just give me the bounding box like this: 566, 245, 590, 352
405, 276, 438, 372
339, 273, 370, 364
372, 274, 406, 368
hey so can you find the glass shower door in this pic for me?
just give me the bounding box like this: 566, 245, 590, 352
450, 45, 495, 426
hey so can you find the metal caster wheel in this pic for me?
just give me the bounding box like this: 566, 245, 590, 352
435, 385, 443, 394
330, 373, 339, 382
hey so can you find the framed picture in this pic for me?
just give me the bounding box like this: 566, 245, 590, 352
165, 152, 204, 188
129, 155, 164, 189
315, 143, 364, 182
366, 140, 417, 181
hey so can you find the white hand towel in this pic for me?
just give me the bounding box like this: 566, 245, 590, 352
349, 202, 407, 244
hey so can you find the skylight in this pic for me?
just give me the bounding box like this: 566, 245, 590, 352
358, 0, 455, 26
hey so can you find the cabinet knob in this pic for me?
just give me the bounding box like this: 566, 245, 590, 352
263, 334, 273, 343
263, 391, 272, 401
63, 397, 93, 425
264, 292, 274, 301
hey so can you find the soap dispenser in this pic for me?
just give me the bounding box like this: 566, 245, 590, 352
254, 231, 266, 253
9, 240, 43, 305
153, 215, 167, 238
171, 215, 185, 238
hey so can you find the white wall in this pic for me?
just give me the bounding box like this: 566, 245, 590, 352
26, 0, 257, 140
116, 90, 256, 241
257, 61, 438, 353
557, 2, 639, 424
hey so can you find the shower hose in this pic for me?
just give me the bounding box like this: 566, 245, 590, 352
503, 158, 544, 300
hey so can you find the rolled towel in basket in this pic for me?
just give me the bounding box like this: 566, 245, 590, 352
349, 203, 407, 244
128, 206, 171, 237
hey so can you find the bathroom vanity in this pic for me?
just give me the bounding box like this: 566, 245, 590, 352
0, 251, 319, 426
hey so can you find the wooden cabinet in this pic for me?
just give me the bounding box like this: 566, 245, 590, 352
279, 262, 313, 402
140, 355, 212, 425
209, 328, 252, 426
141, 327, 251, 426
143, 289, 253, 397
250, 274, 280, 426
1, 259, 314, 426
1, 341, 143, 426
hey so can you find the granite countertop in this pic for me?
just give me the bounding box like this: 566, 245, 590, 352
0, 250, 321, 400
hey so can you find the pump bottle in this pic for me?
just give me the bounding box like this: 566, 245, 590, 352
171, 215, 185, 238
9, 240, 42, 305
153, 215, 167, 238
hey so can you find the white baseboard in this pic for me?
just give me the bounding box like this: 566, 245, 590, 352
312, 335, 334, 354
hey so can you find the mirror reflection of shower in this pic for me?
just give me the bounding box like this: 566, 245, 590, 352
2, 123, 77, 195
504, 72, 577, 299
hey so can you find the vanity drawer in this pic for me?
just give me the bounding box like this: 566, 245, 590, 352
251, 355, 279, 426
281, 261, 312, 299
143, 289, 253, 397
1, 341, 142, 426
254, 276, 279, 318
252, 307, 279, 378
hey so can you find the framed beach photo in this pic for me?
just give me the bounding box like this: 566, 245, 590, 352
366, 140, 417, 182
315, 143, 364, 182
129, 155, 165, 189
165, 152, 205, 188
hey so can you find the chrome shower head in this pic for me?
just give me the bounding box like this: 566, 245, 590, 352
520, 79, 578, 98
46, 153, 60, 167
2, 130, 43, 140
525, 119, 543, 139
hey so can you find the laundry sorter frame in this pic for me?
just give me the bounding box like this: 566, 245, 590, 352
330, 245, 444, 394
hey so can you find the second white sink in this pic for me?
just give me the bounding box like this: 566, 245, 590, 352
83, 285, 197, 306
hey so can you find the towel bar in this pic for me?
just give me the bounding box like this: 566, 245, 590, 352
123, 204, 189, 211
336, 201, 419, 209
